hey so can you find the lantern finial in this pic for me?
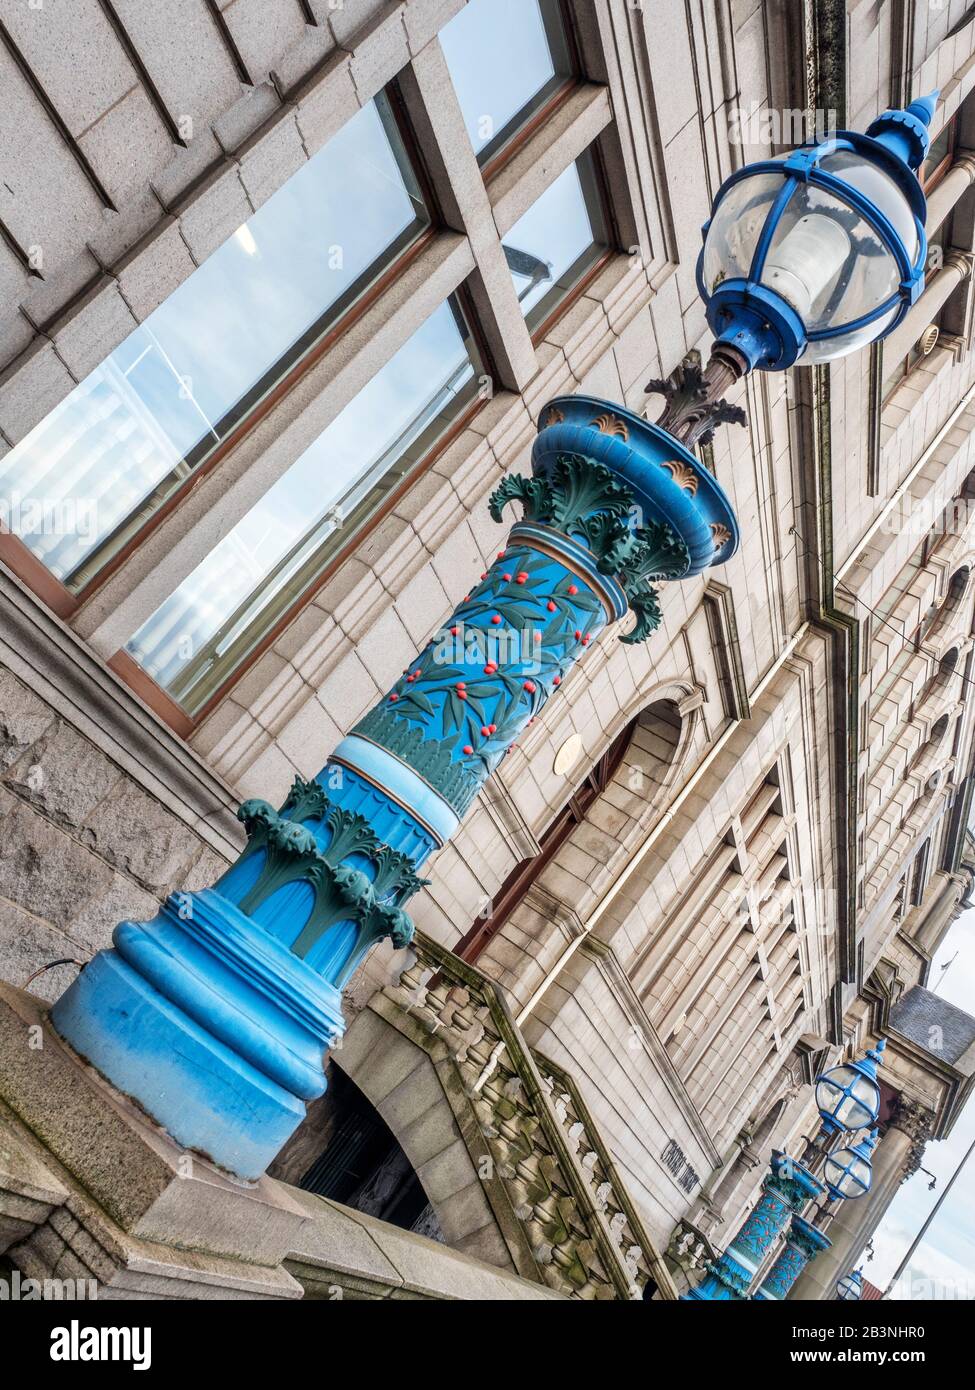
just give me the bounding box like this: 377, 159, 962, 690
866, 92, 939, 170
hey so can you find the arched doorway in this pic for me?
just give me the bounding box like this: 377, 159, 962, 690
454, 699, 684, 964
295, 1068, 445, 1241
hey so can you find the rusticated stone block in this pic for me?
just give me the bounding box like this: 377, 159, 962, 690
78, 780, 203, 894
3, 721, 121, 829
0, 671, 56, 771
0, 897, 82, 1002
65, 873, 161, 958
182, 846, 232, 893
0, 794, 114, 926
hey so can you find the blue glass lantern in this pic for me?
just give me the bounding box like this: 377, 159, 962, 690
698, 96, 937, 370
825, 1128, 878, 1201
837, 1270, 864, 1301
816, 1039, 885, 1135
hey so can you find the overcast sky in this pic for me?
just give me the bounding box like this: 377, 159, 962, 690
866, 908, 975, 1300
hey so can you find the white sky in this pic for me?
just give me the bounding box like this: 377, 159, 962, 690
866, 907, 975, 1299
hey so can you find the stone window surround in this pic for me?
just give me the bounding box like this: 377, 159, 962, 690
9, 81, 660, 754
880, 150, 975, 413
0, 4, 670, 727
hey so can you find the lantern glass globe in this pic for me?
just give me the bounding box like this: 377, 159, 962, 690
816, 1063, 879, 1131
702, 169, 784, 292
825, 1147, 872, 1199
701, 144, 922, 365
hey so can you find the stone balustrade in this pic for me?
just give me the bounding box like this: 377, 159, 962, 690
381, 932, 676, 1300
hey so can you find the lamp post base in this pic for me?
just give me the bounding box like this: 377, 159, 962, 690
50, 889, 344, 1181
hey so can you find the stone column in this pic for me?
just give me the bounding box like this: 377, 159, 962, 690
683, 1152, 825, 1300
49, 395, 739, 1179
790, 1099, 933, 1300
753, 1216, 831, 1300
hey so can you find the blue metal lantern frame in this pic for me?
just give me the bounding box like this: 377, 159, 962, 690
816, 1039, 886, 1136
837, 1270, 864, 1301
696, 125, 929, 370
824, 1129, 878, 1202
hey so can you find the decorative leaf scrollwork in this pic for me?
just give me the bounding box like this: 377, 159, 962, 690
619, 585, 662, 645
547, 455, 632, 531
488, 473, 554, 524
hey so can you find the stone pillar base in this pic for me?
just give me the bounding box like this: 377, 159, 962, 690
0, 984, 563, 1301
0, 981, 310, 1299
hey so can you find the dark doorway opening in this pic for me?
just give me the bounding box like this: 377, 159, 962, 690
297, 1068, 445, 1242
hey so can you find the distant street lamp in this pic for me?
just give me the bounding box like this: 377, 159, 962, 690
824, 1129, 879, 1202
837, 1269, 864, 1301
815, 1040, 885, 1136
685, 1043, 887, 1302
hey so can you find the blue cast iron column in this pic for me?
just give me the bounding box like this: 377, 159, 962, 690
683, 1152, 826, 1300
752, 1216, 832, 1300
51, 395, 739, 1179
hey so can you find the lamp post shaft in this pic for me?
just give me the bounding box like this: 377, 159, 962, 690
50, 396, 738, 1180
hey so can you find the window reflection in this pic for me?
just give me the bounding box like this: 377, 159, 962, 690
0, 91, 430, 592
440, 0, 574, 166
126, 295, 486, 715
921, 116, 956, 191
502, 148, 611, 330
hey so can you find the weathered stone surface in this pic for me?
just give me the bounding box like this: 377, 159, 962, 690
65, 873, 161, 958
283, 1184, 561, 1301
0, 795, 114, 927
182, 846, 232, 894
78, 781, 202, 894
4, 721, 122, 830
0, 898, 83, 1002
0, 670, 56, 771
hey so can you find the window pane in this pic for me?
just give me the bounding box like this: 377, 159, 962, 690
502, 147, 610, 330
0, 92, 430, 592
921, 118, 955, 188
440, 0, 573, 165
126, 295, 485, 715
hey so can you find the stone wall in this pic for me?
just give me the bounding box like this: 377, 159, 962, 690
0, 570, 240, 1001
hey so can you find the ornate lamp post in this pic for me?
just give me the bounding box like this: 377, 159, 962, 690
753, 1216, 832, 1301
50, 399, 738, 1179
815, 1041, 885, 1137
684, 1043, 884, 1301
651, 97, 936, 447
46, 96, 935, 1188
837, 1269, 864, 1301
824, 1129, 879, 1201
682, 1152, 826, 1300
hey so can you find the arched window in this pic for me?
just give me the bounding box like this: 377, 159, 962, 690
456, 699, 684, 963
455, 717, 637, 963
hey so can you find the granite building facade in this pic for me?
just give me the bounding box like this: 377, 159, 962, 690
1, 0, 974, 1300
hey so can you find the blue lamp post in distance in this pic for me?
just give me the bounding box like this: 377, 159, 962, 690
837, 1269, 864, 1301
815, 1039, 885, 1138
824, 1129, 879, 1202
684, 1042, 886, 1301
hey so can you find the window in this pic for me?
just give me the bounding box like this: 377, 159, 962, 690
502, 147, 612, 333
0, 90, 431, 594
125, 293, 488, 717
454, 719, 636, 963
920, 115, 957, 192
440, 0, 575, 168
